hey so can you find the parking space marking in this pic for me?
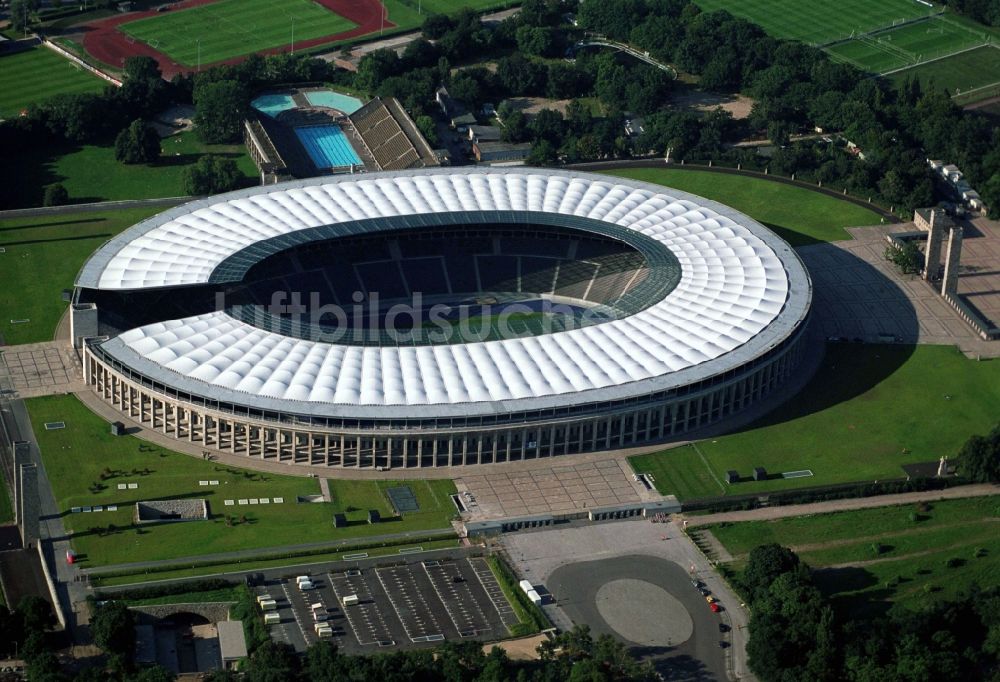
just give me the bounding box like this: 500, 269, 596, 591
422, 560, 492, 638
375, 565, 445, 642
329, 570, 395, 646
468, 557, 519, 632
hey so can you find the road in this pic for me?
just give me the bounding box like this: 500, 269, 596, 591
681, 483, 1000, 528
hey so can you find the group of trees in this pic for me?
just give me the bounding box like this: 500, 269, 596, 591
943, 0, 1000, 26
958, 423, 1000, 482
197, 625, 654, 682
742, 544, 1000, 682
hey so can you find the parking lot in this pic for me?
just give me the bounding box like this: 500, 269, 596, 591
255, 556, 515, 653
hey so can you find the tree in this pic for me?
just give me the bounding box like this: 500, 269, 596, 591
245, 641, 300, 682
42, 184, 68, 207
193, 80, 248, 143
884, 240, 922, 275
114, 119, 161, 164
91, 601, 135, 658
355, 49, 402, 92
527, 139, 557, 166
10, 0, 37, 33
182, 155, 242, 196
516, 26, 555, 57
743, 543, 802, 601
422, 13, 455, 40
957, 425, 1000, 482
415, 115, 439, 147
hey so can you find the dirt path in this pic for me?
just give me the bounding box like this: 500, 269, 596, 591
681, 484, 1000, 528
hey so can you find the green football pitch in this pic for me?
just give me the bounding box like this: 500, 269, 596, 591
0, 46, 106, 119
827, 16, 989, 73
692, 0, 935, 45
891, 44, 1000, 95
120, 0, 356, 66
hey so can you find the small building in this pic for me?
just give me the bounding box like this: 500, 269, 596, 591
367, 509, 381, 524
725, 470, 739, 484
473, 141, 532, 164
753, 467, 767, 482
436, 87, 476, 129
217, 621, 248, 670
333, 513, 347, 528
110, 421, 126, 436
467, 125, 502, 143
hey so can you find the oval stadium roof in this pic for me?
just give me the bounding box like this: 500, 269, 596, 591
80, 168, 811, 417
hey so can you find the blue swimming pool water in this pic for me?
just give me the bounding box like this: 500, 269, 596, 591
304, 90, 364, 114
295, 125, 362, 169
251, 94, 296, 118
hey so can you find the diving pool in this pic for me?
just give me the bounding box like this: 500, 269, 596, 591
251, 93, 296, 118
295, 125, 362, 169
304, 90, 364, 114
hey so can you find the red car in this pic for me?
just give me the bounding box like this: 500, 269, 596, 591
710, 602, 721, 613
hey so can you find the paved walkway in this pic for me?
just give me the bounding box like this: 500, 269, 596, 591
681, 483, 1000, 528
1, 341, 85, 398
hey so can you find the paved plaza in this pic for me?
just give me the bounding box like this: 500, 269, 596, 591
799, 222, 1000, 358
456, 458, 660, 520
502, 519, 753, 681
1, 341, 84, 398
956, 217, 1000, 334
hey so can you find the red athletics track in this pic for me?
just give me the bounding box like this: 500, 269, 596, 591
81, 0, 395, 79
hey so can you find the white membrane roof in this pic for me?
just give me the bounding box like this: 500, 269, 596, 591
82, 169, 811, 417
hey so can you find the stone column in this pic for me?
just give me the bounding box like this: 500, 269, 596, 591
942, 226, 964, 296
924, 210, 944, 281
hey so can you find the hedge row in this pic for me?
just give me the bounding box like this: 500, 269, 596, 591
485, 554, 549, 635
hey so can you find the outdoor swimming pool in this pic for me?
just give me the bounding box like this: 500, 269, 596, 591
304, 90, 364, 114
251, 93, 296, 118
294, 125, 362, 169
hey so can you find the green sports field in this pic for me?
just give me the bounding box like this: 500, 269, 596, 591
827, 17, 988, 73
0, 46, 106, 119
702, 495, 1000, 611
890, 44, 1000, 96
29, 394, 457, 566
121, 0, 356, 66
602, 169, 883, 246
692, 0, 934, 45
631, 344, 1000, 500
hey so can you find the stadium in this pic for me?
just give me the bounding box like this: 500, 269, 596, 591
71, 168, 812, 469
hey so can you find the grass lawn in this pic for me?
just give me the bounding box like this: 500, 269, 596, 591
889, 45, 1000, 98
120, 585, 240, 605
702, 495, 1000, 612
1, 131, 257, 209
630, 344, 1000, 500
0, 208, 163, 345
603, 168, 883, 246
121, 0, 354, 66
0, 46, 107, 119
692, 0, 933, 45
28, 394, 457, 567
381, 0, 513, 34
0, 475, 12, 525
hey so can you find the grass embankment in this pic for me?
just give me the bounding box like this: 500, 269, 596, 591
703, 495, 1000, 612
91, 538, 460, 587
630, 344, 1000, 500
0, 207, 162, 345
485, 555, 549, 637
603, 168, 884, 247
29, 394, 457, 567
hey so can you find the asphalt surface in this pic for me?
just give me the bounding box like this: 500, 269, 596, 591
549, 554, 729, 682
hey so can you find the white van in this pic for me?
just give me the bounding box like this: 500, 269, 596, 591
295, 575, 311, 585
341, 594, 360, 606
263, 612, 280, 625
256, 593, 272, 604
259, 599, 277, 611
314, 623, 333, 637
299, 580, 316, 591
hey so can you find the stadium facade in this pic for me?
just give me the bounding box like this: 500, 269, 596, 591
73, 169, 812, 469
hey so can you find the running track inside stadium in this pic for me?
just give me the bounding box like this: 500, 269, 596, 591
80, 0, 394, 79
